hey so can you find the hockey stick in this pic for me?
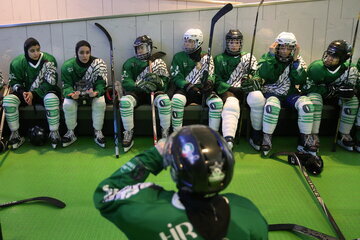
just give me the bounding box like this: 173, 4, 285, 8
332, 12, 359, 152
269, 223, 337, 240
236, 0, 264, 144
148, 51, 167, 145
200, 3, 233, 124
271, 152, 345, 240
0, 196, 66, 209
95, 23, 122, 158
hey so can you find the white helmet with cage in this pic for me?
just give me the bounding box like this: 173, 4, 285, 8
275, 32, 297, 62
183, 28, 203, 54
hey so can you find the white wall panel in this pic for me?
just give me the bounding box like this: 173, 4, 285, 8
50, 23, 65, 69
61, 22, 87, 60
289, 18, 314, 64
311, 19, 327, 62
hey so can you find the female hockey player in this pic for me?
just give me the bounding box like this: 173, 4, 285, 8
214, 29, 265, 150
119, 35, 171, 152
171, 29, 223, 133
3, 37, 61, 149
353, 58, 359, 152
61, 40, 107, 148
257, 32, 316, 156
304, 40, 359, 152
94, 125, 268, 240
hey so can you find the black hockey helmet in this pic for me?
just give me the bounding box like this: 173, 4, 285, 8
225, 29, 243, 55
28, 125, 47, 146
133, 35, 153, 60
164, 125, 234, 195
323, 40, 351, 66
288, 152, 323, 175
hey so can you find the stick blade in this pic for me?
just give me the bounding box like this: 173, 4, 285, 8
212, 3, 233, 25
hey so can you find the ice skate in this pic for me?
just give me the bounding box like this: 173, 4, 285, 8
224, 136, 234, 151
249, 129, 262, 151
62, 130, 77, 147
297, 133, 317, 156
122, 129, 134, 152
8, 130, 25, 149
161, 127, 169, 140
261, 133, 272, 156
49, 130, 61, 149
337, 133, 354, 152
94, 130, 106, 148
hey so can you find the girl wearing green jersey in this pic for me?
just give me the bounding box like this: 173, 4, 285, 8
61, 40, 107, 148
304, 40, 359, 152
355, 58, 360, 152
257, 32, 317, 156
94, 125, 268, 240
119, 35, 171, 152
171, 29, 223, 134
3, 38, 61, 149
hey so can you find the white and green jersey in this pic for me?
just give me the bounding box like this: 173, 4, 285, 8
94, 147, 268, 240
256, 52, 307, 97
170, 51, 215, 90
121, 56, 169, 93
303, 59, 358, 96
9, 52, 59, 98
214, 51, 257, 95
0, 71, 4, 89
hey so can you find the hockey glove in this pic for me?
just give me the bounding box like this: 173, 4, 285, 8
137, 81, 157, 93
144, 73, 164, 89
337, 84, 355, 99
325, 85, 337, 98
13, 84, 25, 96
184, 83, 201, 97
202, 80, 214, 94
241, 78, 261, 93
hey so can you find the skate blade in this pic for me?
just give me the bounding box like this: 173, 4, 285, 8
123, 141, 134, 153
51, 143, 57, 149
337, 140, 354, 152
62, 137, 77, 148
249, 139, 260, 151
95, 140, 106, 148
262, 150, 271, 156
10, 137, 25, 150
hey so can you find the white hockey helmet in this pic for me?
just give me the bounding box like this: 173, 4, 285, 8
183, 28, 203, 54
275, 32, 297, 62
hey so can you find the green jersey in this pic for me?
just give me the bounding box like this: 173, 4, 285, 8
9, 52, 59, 98
256, 52, 307, 97
214, 52, 257, 95
303, 60, 358, 96
94, 147, 268, 240
170, 51, 215, 90
121, 57, 169, 93
61, 57, 107, 98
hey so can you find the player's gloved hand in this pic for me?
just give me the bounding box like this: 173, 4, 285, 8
202, 80, 214, 94
137, 80, 157, 93
325, 85, 337, 98
337, 84, 355, 99
13, 84, 25, 96
144, 73, 164, 89
184, 83, 201, 97
241, 75, 261, 93
86, 88, 98, 98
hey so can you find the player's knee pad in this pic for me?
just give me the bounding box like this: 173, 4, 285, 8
295, 96, 314, 115
341, 96, 359, 116
92, 96, 106, 111
172, 94, 186, 108
120, 95, 136, 109
44, 93, 60, 110
207, 95, 223, 111
223, 96, 240, 115
155, 94, 171, 109
247, 90, 265, 109
307, 93, 323, 106
3, 94, 20, 113
264, 96, 280, 114
63, 98, 77, 113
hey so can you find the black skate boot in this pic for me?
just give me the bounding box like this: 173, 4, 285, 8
94, 130, 106, 148
122, 129, 134, 153
312, 134, 320, 149
297, 133, 317, 156
337, 132, 354, 152
224, 136, 234, 151
49, 130, 61, 149
161, 127, 169, 140
249, 129, 262, 151
355, 127, 360, 153
62, 130, 77, 147
261, 133, 272, 156
8, 130, 25, 149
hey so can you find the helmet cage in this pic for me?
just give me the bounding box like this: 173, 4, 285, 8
183, 29, 203, 54
322, 40, 351, 68
134, 35, 153, 60
225, 29, 243, 55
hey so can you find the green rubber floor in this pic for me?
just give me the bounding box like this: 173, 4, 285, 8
0, 136, 359, 240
